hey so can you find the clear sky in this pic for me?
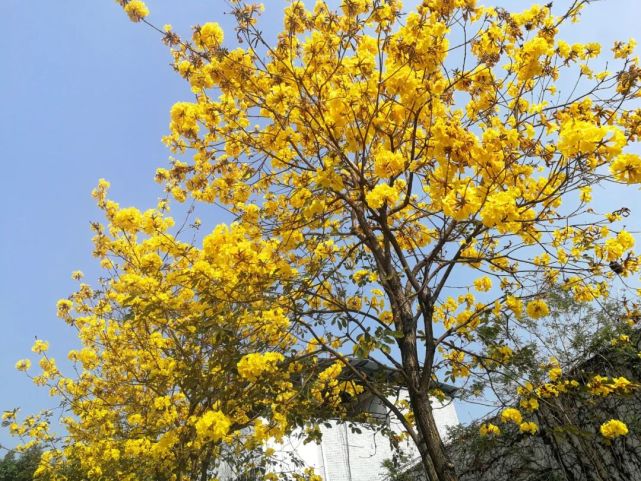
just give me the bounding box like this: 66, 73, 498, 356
1, 0, 640, 448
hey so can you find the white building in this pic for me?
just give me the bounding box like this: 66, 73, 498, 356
268, 360, 459, 481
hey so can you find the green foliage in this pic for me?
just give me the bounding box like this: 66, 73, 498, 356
0, 447, 42, 481
465, 289, 632, 403
382, 450, 421, 481
446, 293, 641, 481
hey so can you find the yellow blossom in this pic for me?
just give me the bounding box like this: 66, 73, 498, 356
373, 148, 405, 178
473, 276, 492, 292
479, 423, 501, 437
548, 367, 562, 382
526, 299, 549, 319
15, 359, 31, 371
194, 22, 224, 50
579, 186, 592, 203
365, 183, 400, 209
237, 352, 284, 382
194, 410, 231, 442
600, 419, 629, 439
610, 153, 641, 183
56, 299, 73, 317
519, 421, 538, 434
71, 270, 84, 280
31, 340, 49, 354
500, 408, 522, 424
519, 398, 539, 412
123, 0, 149, 22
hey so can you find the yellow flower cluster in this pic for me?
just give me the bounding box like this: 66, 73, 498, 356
519, 398, 539, 412
479, 423, 500, 437
473, 276, 492, 292
373, 148, 405, 178
603, 230, 635, 261
500, 408, 522, 424
237, 352, 285, 382
15, 359, 31, 371
365, 183, 401, 209
55, 299, 73, 318
611, 334, 631, 346
309, 362, 362, 408
193, 22, 224, 50
600, 419, 629, 439
558, 120, 624, 160
588, 375, 636, 396
611, 154, 641, 183
526, 299, 550, 319
31, 340, 49, 354
123, 0, 149, 22
519, 421, 538, 434
443, 350, 470, 380
193, 410, 231, 443
442, 185, 481, 221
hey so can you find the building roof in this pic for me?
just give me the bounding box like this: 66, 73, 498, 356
320, 357, 459, 397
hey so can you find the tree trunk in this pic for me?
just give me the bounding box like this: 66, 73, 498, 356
411, 391, 459, 481
368, 226, 458, 480
395, 301, 458, 481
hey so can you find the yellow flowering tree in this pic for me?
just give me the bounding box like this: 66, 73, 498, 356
112, 0, 641, 480
7, 179, 367, 481
445, 292, 641, 481
12, 1, 641, 480
132, 0, 641, 478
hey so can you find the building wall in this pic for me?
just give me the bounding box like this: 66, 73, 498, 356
445, 346, 641, 481
271, 394, 459, 481
447, 394, 641, 481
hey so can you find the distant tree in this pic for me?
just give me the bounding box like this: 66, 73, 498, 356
446, 292, 641, 481
0, 446, 42, 481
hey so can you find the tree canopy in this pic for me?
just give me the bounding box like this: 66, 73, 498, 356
7, 1, 641, 481
0, 447, 42, 481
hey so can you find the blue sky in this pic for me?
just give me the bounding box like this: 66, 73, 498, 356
1, 0, 640, 448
